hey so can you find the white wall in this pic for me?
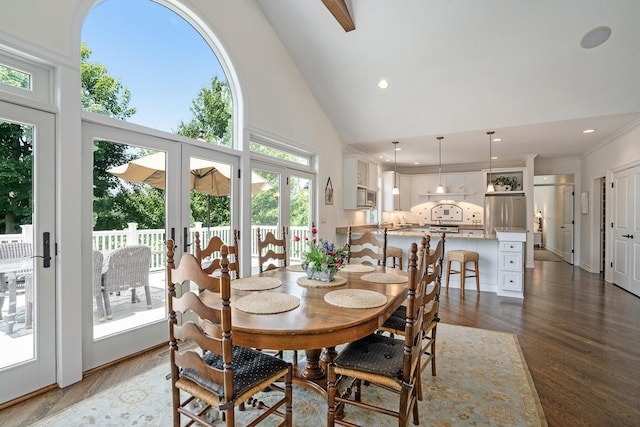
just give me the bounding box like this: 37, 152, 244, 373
581, 122, 640, 277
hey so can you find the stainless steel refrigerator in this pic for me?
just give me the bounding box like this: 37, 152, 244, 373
484, 194, 526, 233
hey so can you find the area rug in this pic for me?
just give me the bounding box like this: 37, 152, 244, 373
33, 324, 546, 426
533, 249, 563, 262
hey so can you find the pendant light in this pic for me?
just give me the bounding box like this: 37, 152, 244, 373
436, 136, 445, 193
392, 141, 400, 195
486, 131, 496, 192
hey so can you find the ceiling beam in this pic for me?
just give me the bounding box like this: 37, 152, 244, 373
321, 0, 355, 32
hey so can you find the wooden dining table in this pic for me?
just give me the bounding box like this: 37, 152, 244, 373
199, 264, 408, 394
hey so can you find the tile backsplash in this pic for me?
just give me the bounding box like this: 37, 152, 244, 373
382, 201, 483, 227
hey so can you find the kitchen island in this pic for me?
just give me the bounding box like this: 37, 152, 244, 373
336, 225, 525, 298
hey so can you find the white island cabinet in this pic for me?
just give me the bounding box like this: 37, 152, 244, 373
495, 228, 526, 298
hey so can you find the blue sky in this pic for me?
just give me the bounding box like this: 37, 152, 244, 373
81, 0, 226, 133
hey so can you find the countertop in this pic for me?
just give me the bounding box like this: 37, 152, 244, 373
336, 225, 496, 240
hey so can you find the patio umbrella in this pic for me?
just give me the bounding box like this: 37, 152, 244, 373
107, 152, 269, 196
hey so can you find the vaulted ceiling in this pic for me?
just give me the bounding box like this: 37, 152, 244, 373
257, 0, 640, 170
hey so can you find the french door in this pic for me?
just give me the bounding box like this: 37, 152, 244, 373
0, 101, 56, 403
250, 162, 314, 273
82, 121, 239, 369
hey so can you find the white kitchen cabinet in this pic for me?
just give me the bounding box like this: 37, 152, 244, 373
368, 161, 378, 191
343, 155, 370, 209
485, 168, 525, 194
495, 229, 526, 298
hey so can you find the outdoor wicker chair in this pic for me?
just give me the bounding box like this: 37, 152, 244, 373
0, 242, 33, 326
99, 245, 152, 320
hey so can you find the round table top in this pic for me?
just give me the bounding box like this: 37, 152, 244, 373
200, 265, 408, 351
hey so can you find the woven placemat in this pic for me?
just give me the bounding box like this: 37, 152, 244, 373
340, 264, 376, 273
324, 289, 387, 308
230, 276, 282, 291
360, 272, 409, 284
296, 275, 347, 288
234, 292, 300, 314
286, 264, 305, 272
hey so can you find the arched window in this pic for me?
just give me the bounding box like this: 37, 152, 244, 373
81, 0, 233, 147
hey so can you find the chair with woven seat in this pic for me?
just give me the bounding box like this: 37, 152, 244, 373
446, 249, 479, 297
347, 227, 387, 266
384, 245, 403, 269
167, 240, 293, 427
379, 233, 445, 400
99, 245, 152, 320
195, 230, 240, 279
256, 227, 287, 273
327, 242, 424, 426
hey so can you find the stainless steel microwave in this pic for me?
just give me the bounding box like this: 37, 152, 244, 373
357, 188, 376, 207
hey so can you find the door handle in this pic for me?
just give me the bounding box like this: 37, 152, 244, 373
32, 232, 52, 268
622, 234, 634, 239
183, 227, 192, 253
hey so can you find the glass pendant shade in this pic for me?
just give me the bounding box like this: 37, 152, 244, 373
392, 185, 400, 195
436, 184, 445, 193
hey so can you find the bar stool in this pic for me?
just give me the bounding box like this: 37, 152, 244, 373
446, 250, 480, 297
385, 246, 403, 269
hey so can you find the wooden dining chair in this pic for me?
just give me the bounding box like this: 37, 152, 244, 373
256, 226, 287, 273
167, 240, 293, 427
378, 233, 445, 401
327, 242, 424, 426
346, 226, 387, 266
195, 230, 240, 279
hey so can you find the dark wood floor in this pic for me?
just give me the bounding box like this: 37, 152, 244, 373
1, 259, 639, 426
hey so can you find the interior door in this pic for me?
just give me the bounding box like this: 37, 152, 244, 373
561, 188, 574, 264
0, 101, 56, 403
612, 166, 640, 295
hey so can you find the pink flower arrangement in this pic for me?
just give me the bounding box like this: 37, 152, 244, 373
294, 227, 349, 280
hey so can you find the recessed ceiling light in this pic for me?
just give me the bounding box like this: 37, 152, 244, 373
378, 79, 389, 89
583, 129, 596, 134
580, 26, 612, 49
491, 156, 498, 160
395, 147, 401, 151
413, 162, 420, 165
492, 138, 502, 142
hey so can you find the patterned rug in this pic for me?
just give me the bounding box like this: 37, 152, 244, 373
33, 324, 546, 426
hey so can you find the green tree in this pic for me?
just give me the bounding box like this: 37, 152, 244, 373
81, 43, 136, 119
0, 122, 32, 233
175, 76, 232, 147
175, 77, 233, 227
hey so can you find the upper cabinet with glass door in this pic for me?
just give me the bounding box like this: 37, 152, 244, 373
343, 155, 378, 209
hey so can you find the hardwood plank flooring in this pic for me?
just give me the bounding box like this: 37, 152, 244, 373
0, 260, 639, 426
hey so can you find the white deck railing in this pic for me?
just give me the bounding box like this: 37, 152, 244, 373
3, 223, 311, 272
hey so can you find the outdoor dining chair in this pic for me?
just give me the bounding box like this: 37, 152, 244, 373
98, 245, 152, 321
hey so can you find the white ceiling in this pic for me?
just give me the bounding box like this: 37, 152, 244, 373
256, 0, 640, 170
